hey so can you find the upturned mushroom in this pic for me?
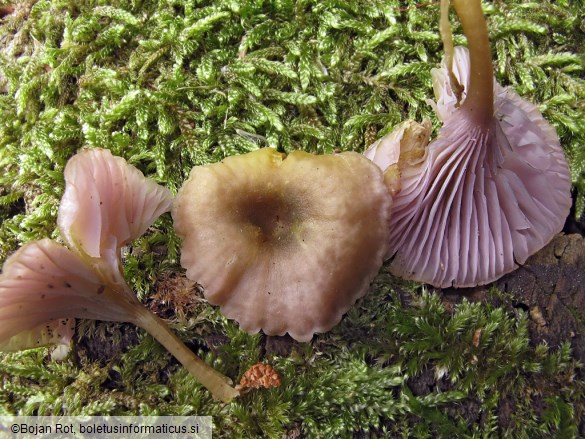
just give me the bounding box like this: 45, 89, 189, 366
173, 147, 391, 341
366, 0, 571, 287
0, 148, 239, 403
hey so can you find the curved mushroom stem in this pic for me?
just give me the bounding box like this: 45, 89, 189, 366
131, 306, 240, 403
440, 0, 463, 106
451, 0, 493, 124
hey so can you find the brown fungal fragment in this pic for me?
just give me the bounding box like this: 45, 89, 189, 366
472, 328, 481, 348
236, 363, 282, 391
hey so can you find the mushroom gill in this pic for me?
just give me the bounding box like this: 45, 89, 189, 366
368, 0, 571, 288
173, 147, 391, 341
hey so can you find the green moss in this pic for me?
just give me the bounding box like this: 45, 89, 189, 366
1, 0, 584, 436
1, 282, 583, 436
567, 304, 585, 328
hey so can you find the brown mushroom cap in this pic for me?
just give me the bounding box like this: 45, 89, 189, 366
173, 147, 391, 341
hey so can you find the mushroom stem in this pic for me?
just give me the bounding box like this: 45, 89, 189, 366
451, 0, 493, 123
132, 306, 240, 403
440, 0, 463, 106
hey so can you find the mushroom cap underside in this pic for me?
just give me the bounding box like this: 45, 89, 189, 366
387, 88, 571, 287
0, 239, 140, 343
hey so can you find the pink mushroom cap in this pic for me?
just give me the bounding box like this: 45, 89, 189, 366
58, 148, 172, 275
1, 148, 173, 351
0, 239, 140, 344
1, 148, 239, 402
381, 46, 571, 287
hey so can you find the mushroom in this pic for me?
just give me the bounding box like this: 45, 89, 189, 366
57, 148, 173, 283
367, 0, 571, 287
0, 318, 75, 361
364, 119, 432, 197
173, 147, 391, 341
0, 148, 239, 403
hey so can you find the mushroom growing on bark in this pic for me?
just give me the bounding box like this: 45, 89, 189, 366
366, 0, 571, 288
0, 148, 239, 403
173, 147, 391, 341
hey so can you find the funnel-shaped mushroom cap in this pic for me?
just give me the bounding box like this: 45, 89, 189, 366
173, 147, 390, 341
1, 148, 173, 351
58, 148, 172, 273
0, 239, 239, 403
0, 239, 142, 344
387, 47, 571, 287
